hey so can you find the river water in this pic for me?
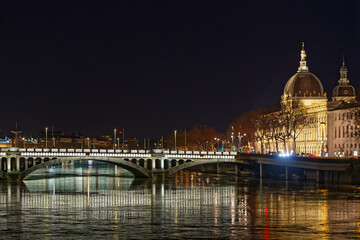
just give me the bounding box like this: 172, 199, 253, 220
1, 161, 360, 239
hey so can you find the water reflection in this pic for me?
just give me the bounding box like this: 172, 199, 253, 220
1, 162, 360, 239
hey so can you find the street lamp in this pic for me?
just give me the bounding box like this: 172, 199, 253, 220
238, 133, 246, 151
174, 130, 177, 151
117, 138, 119, 150
320, 122, 326, 156
45, 127, 48, 149
87, 137, 90, 149
231, 126, 234, 147
114, 128, 117, 149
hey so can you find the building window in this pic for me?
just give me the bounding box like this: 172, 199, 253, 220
356, 143, 358, 148
335, 127, 337, 138
335, 114, 337, 121
335, 144, 337, 149
351, 126, 354, 137
351, 144, 353, 148
339, 126, 341, 138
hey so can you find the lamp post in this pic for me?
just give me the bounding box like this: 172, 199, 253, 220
238, 133, 246, 151
87, 137, 90, 149
185, 129, 187, 150
45, 127, 48, 149
174, 130, 177, 151
320, 122, 326, 156
231, 126, 234, 148
214, 138, 218, 150
114, 128, 117, 150
117, 138, 119, 150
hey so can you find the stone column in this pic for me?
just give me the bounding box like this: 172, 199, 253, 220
16, 158, 20, 172
160, 159, 164, 169
7, 158, 11, 172
25, 158, 28, 170
152, 159, 156, 170
234, 165, 238, 176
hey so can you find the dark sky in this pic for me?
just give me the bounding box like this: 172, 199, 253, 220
0, 0, 359, 139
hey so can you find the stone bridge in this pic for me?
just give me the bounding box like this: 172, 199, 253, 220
0, 147, 237, 181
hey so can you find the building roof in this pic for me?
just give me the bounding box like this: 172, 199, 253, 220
284, 72, 324, 97
328, 102, 360, 111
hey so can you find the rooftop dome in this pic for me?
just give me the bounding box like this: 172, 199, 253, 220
332, 85, 355, 97
284, 72, 324, 97
283, 43, 325, 98
332, 57, 356, 102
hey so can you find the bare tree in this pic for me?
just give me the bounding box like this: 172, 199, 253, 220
280, 101, 309, 153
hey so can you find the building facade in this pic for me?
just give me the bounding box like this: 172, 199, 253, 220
259, 43, 358, 157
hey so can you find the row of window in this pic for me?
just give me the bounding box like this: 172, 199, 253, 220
334, 111, 359, 121
334, 125, 357, 138
335, 143, 358, 149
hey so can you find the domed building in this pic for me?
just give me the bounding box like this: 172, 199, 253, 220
256, 43, 359, 157
332, 57, 356, 103
282, 43, 327, 107
280, 43, 328, 156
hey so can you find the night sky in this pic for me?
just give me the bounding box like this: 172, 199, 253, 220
0, 0, 359, 139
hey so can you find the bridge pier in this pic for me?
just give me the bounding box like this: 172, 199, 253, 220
16, 158, 20, 172
6, 172, 22, 182
152, 160, 156, 170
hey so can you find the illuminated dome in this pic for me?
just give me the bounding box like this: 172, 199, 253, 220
283, 43, 325, 98
332, 57, 356, 103
284, 72, 324, 97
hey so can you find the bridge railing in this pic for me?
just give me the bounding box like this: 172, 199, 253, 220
0, 147, 237, 156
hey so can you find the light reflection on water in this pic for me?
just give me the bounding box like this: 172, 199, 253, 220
1, 162, 360, 239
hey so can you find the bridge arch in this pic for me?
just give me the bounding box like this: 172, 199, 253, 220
165, 159, 236, 176
15, 157, 151, 179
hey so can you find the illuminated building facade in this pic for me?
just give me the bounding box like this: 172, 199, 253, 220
260, 44, 358, 157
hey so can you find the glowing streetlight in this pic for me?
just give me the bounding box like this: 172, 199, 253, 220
45, 127, 48, 149
87, 137, 90, 149
114, 128, 117, 149
238, 132, 246, 151
174, 130, 177, 151
321, 122, 326, 156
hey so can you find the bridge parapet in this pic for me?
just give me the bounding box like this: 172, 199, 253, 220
0, 148, 237, 159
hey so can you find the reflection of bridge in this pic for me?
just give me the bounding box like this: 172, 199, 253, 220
0, 148, 237, 181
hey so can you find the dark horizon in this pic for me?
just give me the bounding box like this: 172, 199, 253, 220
0, 0, 359, 139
